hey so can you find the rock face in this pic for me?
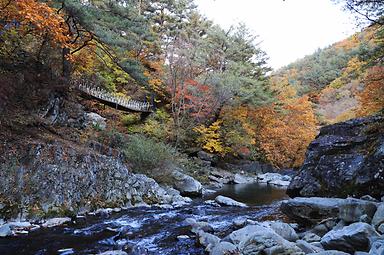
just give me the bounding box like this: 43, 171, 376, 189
0, 141, 187, 219
287, 114, 384, 199
320, 222, 380, 253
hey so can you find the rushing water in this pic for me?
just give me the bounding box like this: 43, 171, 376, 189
0, 183, 288, 255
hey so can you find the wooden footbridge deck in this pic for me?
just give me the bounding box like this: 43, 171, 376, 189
76, 84, 154, 113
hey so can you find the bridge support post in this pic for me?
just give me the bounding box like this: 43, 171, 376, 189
140, 112, 151, 121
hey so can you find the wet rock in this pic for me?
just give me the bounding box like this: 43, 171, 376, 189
197, 231, 220, 252
307, 251, 349, 255
311, 223, 329, 237
233, 217, 248, 228
257, 173, 291, 186
360, 195, 378, 202
204, 200, 220, 207
302, 232, 321, 243
84, 112, 106, 130
0, 224, 12, 237
359, 214, 371, 223
372, 203, 384, 230
338, 198, 377, 223
377, 223, 384, 234
42, 217, 71, 228
210, 241, 238, 255
321, 222, 380, 253
177, 235, 190, 240
369, 239, 384, 255
171, 168, 202, 197
287, 114, 384, 198
185, 218, 214, 234
227, 224, 302, 254
215, 195, 248, 208
233, 173, 252, 184
98, 251, 128, 255
296, 240, 323, 253
280, 197, 345, 225
269, 221, 299, 242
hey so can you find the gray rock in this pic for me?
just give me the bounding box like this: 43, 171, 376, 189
233, 173, 251, 184
197, 151, 217, 163
98, 251, 128, 255
308, 251, 349, 255
312, 223, 329, 237
359, 214, 371, 223
172, 168, 202, 197
185, 218, 214, 234
280, 197, 345, 225
338, 198, 377, 223
377, 223, 384, 234
210, 242, 238, 255
42, 217, 71, 228
0, 141, 186, 219
321, 222, 380, 253
302, 232, 321, 243
372, 203, 384, 230
269, 221, 299, 242
84, 112, 106, 130
257, 173, 291, 186
296, 240, 323, 253
369, 239, 384, 255
215, 195, 248, 208
177, 235, 189, 240
197, 231, 220, 252
360, 195, 378, 202
287, 114, 384, 198
0, 224, 12, 237
227, 224, 302, 254
233, 217, 248, 227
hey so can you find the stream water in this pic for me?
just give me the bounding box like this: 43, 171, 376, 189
0, 183, 288, 255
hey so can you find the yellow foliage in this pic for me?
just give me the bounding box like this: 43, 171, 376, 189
194, 120, 228, 154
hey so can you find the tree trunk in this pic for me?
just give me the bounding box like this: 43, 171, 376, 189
62, 47, 71, 80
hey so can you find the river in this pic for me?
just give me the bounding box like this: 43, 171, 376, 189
0, 183, 288, 255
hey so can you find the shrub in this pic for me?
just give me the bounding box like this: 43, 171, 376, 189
123, 134, 175, 174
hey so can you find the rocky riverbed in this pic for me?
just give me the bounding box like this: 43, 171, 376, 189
0, 183, 288, 255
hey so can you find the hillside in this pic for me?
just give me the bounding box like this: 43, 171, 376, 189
270, 24, 384, 125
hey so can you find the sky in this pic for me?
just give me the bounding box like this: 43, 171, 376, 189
194, 0, 359, 70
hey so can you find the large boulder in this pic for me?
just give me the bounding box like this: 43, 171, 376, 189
320, 222, 380, 253
226, 224, 303, 254
171, 168, 202, 197
280, 197, 345, 225
287, 114, 384, 199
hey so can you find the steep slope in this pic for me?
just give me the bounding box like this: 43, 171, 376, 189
270, 24, 383, 125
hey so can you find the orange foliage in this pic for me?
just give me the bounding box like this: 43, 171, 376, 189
356, 66, 384, 116
1, 0, 69, 47
251, 96, 318, 168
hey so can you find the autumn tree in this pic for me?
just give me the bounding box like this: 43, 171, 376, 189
356, 66, 384, 116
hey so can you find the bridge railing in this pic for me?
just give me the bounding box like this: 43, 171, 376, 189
75, 83, 153, 112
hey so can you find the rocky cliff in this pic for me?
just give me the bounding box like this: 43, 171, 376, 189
287, 114, 384, 199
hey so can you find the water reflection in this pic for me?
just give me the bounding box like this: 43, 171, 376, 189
206, 183, 288, 206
